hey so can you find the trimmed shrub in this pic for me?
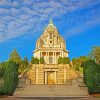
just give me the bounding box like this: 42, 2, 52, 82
40, 57, 45, 64
58, 57, 63, 64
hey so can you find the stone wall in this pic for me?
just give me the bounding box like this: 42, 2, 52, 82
27, 64, 79, 85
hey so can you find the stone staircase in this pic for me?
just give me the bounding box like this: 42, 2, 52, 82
14, 84, 89, 97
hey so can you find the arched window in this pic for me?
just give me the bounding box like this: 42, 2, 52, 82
49, 57, 53, 64
57, 36, 58, 42
60, 44, 62, 48
50, 33, 52, 39
37, 44, 38, 49
45, 36, 47, 42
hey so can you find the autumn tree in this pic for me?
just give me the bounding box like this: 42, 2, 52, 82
63, 57, 70, 64
89, 46, 100, 64
72, 56, 90, 72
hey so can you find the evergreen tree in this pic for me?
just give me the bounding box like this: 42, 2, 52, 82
23, 57, 29, 66
0, 62, 5, 77
31, 57, 35, 64
82, 60, 100, 93
9, 49, 21, 64
3, 61, 19, 95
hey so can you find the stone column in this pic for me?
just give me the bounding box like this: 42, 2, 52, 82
45, 71, 47, 84
46, 52, 47, 64
62, 51, 63, 57
64, 68, 66, 84
53, 52, 54, 64
54, 52, 56, 64
36, 68, 38, 84
60, 52, 62, 57
46, 52, 47, 56
54, 71, 57, 84
47, 52, 49, 64
40, 51, 41, 58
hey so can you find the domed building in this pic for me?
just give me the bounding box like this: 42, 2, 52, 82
14, 20, 88, 97
34, 20, 68, 64
28, 20, 77, 85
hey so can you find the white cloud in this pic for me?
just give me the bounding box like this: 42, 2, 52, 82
0, 0, 8, 5
0, 0, 100, 42
0, 8, 9, 14
64, 17, 100, 38
10, 8, 20, 15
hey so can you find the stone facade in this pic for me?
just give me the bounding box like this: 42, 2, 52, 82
28, 64, 72, 84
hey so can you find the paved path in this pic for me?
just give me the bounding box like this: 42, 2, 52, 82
0, 97, 100, 100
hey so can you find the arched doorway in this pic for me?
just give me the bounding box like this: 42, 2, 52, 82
47, 72, 54, 84
49, 56, 53, 64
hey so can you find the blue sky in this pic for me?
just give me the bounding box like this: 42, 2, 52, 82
0, 0, 100, 61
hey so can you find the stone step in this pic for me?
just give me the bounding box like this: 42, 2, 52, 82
14, 85, 89, 97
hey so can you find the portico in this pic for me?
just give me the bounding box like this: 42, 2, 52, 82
34, 50, 68, 64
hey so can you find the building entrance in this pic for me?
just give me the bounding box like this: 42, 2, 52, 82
47, 71, 55, 84
44, 71, 57, 85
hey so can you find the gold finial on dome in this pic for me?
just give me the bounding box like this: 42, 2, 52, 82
49, 19, 53, 24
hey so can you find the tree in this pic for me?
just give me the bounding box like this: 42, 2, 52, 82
75, 64, 80, 71
79, 56, 91, 65
58, 57, 63, 64
63, 57, 70, 64
82, 60, 100, 93
31, 57, 35, 64
34, 58, 39, 64
9, 49, 21, 64
72, 56, 90, 73
31, 57, 39, 64
72, 58, 77, 67
23, 57, 29, 67
40, 57, 45, 64
18, 57, 30, 74
89, 46, 100, 64
18, 60, 25, 74
3, 61, 19, 95
0, 62, 5, 77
